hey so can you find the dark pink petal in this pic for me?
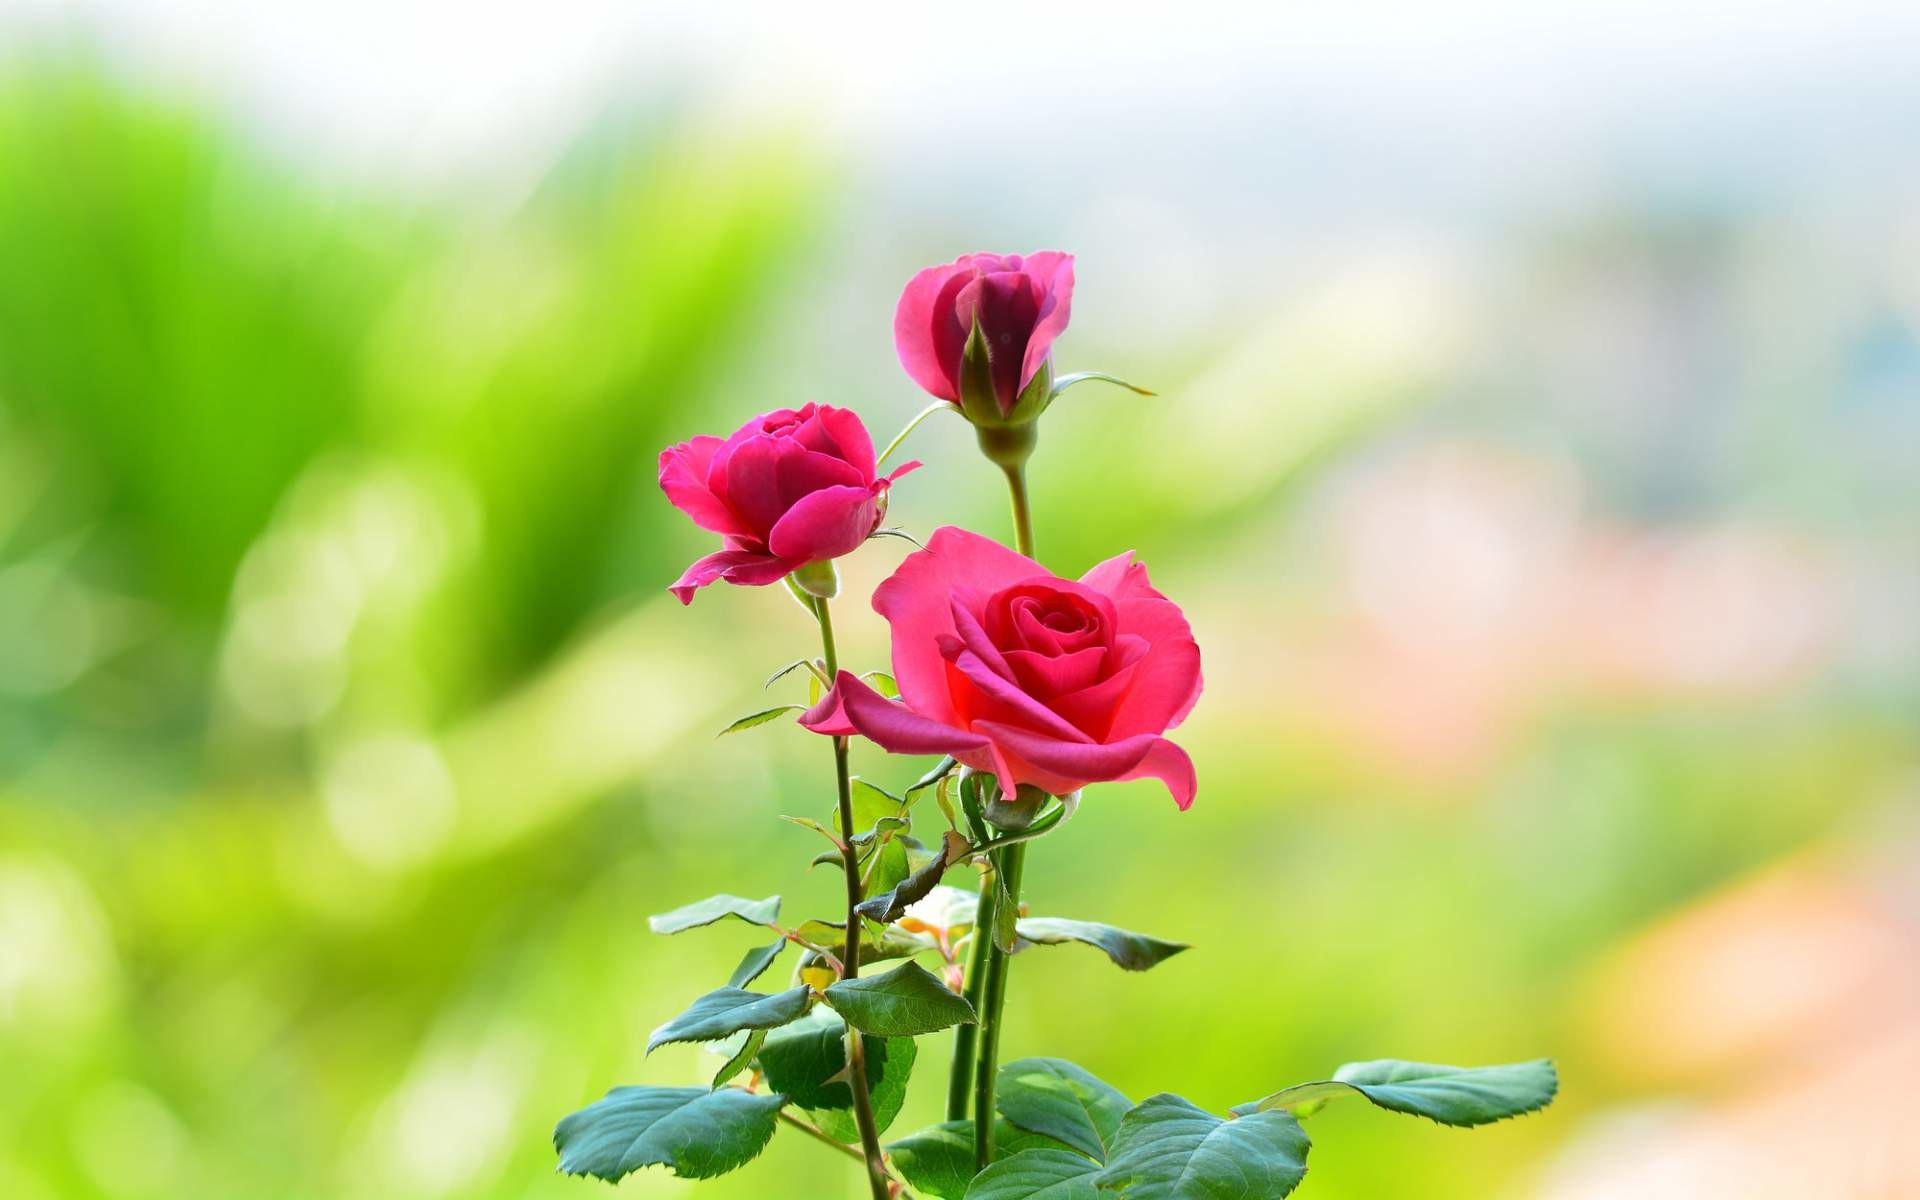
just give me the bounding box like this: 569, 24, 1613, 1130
776, 448, 865, 507
809, 405, 876, 479
872, 527, 1043, 723
658, 436, 743, 536
893, 262, 970, 401
1079, 549, 1168, 603
974, 721, 1195, 809
880, 459, 923, 486
1018, 251, 1074, 395
949, 598, 1016, 681
1119, 737, 1197, 811
714, 436, 795, 535
1004, 645, 1107, 700
1048, 657, 1140, 740
948, 647, 1092, 745
1111, 595, 1204, 734
766, 485, 877, 563
800, 671, 989, 756
955, 272, 1042, 412
667, 548, 794, 605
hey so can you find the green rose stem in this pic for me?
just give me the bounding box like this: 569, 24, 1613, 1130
959, 426, 1041, 1169
795, 579, 893, 1200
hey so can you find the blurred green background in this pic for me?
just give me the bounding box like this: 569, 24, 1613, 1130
2, 7, 1919, 1198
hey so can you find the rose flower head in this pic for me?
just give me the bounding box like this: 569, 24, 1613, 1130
893, 252, 1075, 431
658, 404, 918, 604
800, 526, 1201, 809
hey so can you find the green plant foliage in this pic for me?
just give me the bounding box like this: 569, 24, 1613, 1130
823, 960, 978, 1036
996, 1057, 1132, 1161
755, 1010, 916, 1141
888, 1120, 1081, 1199
967, 1148, 1104, 1199
711, 1028, 766, 1089
1231, 1059, 1559, 1127
848, 777, 910, 834
718, 705, 803, 735
552, 1086, 787, 1183
1097, 1094, 1311, 1199
861, 670, 899, 697
1014, 918, 1191, 972
646, 986, 812, 1052
649, 893, 782, 935
728, 939, 788, 988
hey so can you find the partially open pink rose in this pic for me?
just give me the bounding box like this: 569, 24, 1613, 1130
893, 252, 1075, 418
658, 405, 918, 604
800, 526, 1201, 808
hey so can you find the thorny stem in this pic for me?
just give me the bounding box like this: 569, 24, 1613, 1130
812, 595, 893, 1200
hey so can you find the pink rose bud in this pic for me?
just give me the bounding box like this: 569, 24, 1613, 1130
893, 252, 1075, 434
657, 404, 919, 604
799, 526, 1202, 809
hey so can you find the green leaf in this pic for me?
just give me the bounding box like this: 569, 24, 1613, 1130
718, 705, 802, 736
968, 1148, 1103, 1199
857, 836, 961, 922
647, 986, 811, 1053
1050, 370, 1157, 399
996, 1057, 1132, 1162
792, 919, 933, 967
727, 939, 787, 989
756, 1010, 916, 1141
552, 1085, 785, 1182
848, 777, 909, 834
763, 658, 814, 689
1097, 1094, 1310, 1199
888, 1120, 1081, 1200
712, 1028, 765, 1089
861, 670, 899, 698
863, 835, 913, 898
1014, 918, 1190, 972
649, 893, 780, 935
1230, 1059, 1558, 1127
907, 755, 959, 795
824, 960, 977, 1036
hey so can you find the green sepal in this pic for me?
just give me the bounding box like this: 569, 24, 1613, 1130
956, 313, 1002, 427
995, 1057, 1131, 1162
1098, 1093, 1310, 1199
907, 756, 959, 795
649, 894, 780, 935
888, 1120, 1082, 1200
1049, 370, 1156, 399
1013, 918, 1190, 972
552, 1086, 785, 1182
646, 985, 811, 1053
727, 939, 787, 989
755, 1010, 916, 1141
717, 705, 803, 736
823, 960, 978, 1036
1003, 355, 1054, 426
1230, 1059, 1558, 1127
966, 1148, 1102, 1199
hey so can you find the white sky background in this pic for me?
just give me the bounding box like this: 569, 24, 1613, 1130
8, 0, 1920, 209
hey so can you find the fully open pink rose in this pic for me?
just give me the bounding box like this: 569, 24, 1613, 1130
800, 526, 1201, 808
894, 252, 1074, 417
658, 404, 918, 604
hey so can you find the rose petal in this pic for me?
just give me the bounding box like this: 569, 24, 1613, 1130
765, 484, 877, 563
973, 721, 1195, 810
658, 437, 744, 537
893, 262, 970, 401
810, 405, 877, 479
1079, 549, 1168, 604
800, 671, 989, 756
1004, 645, 1107, 701
1018, 251, 1074, 395
947, 647, 1092, 745
872, 527, 1044, 725
667, 548, 795, 605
